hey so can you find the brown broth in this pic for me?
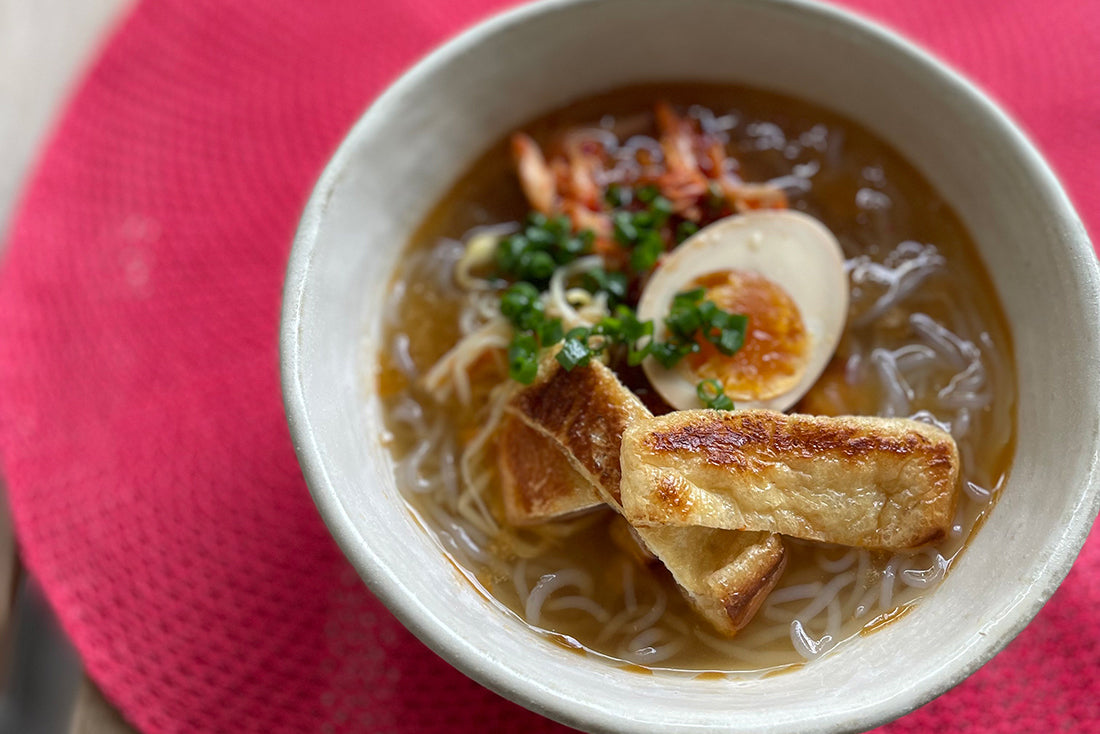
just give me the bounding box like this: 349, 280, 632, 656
377, 83, 1016, 673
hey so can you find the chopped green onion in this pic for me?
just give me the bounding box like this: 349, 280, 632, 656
664, 310, 700, 341
631, 209, 656, 230
560, 234, 587, 259
494, 234, 526, 272
630, 230, 664, 271
648, 289, 750, 371
500, 281, 539, 313
500, 282, 542, 330
596, 305, 655, 366
649, 340, 697, 368
508, 333, 540, 384
626, 342, 652, 366
594, 314, 622, 340
612, 211, 638, 245
662, 289, 749, 359
650, 195, 673, 226
672, 288, 706, 308
695, 300, 719, 328
697, 379, 734, 410
495, 211, 594, 284
636, 184, 661, 204
707, 311, 748, 355
616, 306, 653, 342
548, 214, 572, 237
556, 327, 594, 370
604, 183, 628, 208
496, 203, 748, 383
536, 318, 564, 347
524, 225, 556, 247
519, 250, 557, 281
564, 326, 591, 340
665, 288, 706, 339
500, 282, 564, 349
582, 268, 629, 307
604, 186, 682, 274
675, 220, 699, 243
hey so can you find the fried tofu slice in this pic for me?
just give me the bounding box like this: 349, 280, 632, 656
605, 516, 785, 634
621, 409, 960, 550
498, 412, 604, 525
641, 527, 787, 636
506, 356, 787, 635
506, 354, 647, 507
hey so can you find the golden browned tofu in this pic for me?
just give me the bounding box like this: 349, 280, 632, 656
621, 409, 960, 550
605, 514, 787, 633
640, 527, 787, 636
506, 357, 787, 636
506, 356, 651, 507
498, 413, 604, 525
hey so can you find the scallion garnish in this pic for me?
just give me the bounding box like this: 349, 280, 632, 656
636, 184, 661, 204
495, 203, 747, 384
536, 318, 564, 347
582, 268, 629, 307
500, 282, 544, 331
707, 310, 748, 355
555, 327, 594, 370
594, 305, 655, 366
495, 212, 594, 285
604, 183, 628, 208
606, 186, 683, 274
612, 210, 639, 246
501, 281, 565, 383
649, 340, 697, 368
649, 195, 673, 227
663, 288, 748, 358
508, 333, 540, 384
697, 379, 734, 410
629, 230, 664, 272
675, 220, 699, 243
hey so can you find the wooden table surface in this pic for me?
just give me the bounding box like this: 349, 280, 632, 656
1, 1, 139, 731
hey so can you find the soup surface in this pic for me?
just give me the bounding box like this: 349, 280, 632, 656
376, 84, 1016, 673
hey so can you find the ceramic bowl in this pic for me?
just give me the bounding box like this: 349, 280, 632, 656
281, 0, 1100, 731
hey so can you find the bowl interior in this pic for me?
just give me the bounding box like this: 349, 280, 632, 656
281, 1, 1100, 731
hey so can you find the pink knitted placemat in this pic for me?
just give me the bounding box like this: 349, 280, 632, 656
0, 1, 1096, 732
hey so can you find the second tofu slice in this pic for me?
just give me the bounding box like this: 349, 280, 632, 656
498, 412, 604, 525
506, 357, 788, 636
620, 409, 959, 550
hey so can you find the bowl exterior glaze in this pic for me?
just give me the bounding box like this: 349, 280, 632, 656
281, 1, 1100, 731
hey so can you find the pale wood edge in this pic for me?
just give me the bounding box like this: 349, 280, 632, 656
1, 482, 136, 733
69, 677, 141, 734
0, 480, 22, 692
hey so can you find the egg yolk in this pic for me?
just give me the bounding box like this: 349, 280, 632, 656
686, 269, 809, 400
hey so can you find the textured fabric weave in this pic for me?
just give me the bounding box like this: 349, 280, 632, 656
0, 1, 1096, 732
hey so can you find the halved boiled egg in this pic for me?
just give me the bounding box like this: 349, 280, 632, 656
637, 210, 849, 412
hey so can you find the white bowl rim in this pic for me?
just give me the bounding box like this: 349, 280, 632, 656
281, 0, 1100, 731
